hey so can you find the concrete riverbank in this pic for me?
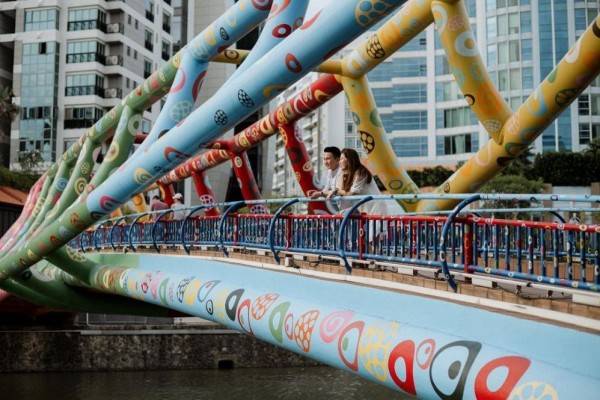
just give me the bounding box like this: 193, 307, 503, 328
0, 320, 319, 372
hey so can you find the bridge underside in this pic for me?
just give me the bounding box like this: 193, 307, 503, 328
32, 249, 600, 398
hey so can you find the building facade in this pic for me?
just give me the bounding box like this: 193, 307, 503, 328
343, 0, 600, 169
0, 0, 178, 170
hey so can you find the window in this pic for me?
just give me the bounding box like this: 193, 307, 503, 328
520, 11, 531, 33
435, 55, 450, 75
126, 77, 130, 89
372, 83, 427, 106
592, 94, 600, 116
522, 67, 533, 89
368, 57, 426, 81
128, 15, 132, 25
498, 69, 508, 90
509, 40, 520, 62
509, 69, 521, 90
68, 7, 106, 32
64, 107, 104, 129
162, 41, 171, 61
579, 124, 600, 145
145, 0, 155, 22
487, 44, 497, 65
436, 107, 478, 128
498, 42, 508, 64
65, 73, 105, 97
437, 133, 476, 155
144, 59, 153, 79
521, 39, 532, 61
497, 14, 508, 36
24, 9, 59, 32
381, 111, 428, 131
391, 136, 428, 157
487, 17, 497, 40
127, 46, 131, 57
134, 50, 138, 60
145, 30, 154, 51
508, 12, 519, 34
66, 40, 106, 64
436, 81, 463, 102
163, 13, 171, 33
135, 19, 139, 29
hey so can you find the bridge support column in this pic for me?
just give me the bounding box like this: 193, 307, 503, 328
191, 171, 220, 216
229, 152, 268, 214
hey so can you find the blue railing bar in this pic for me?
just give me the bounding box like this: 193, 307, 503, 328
268, 199, 300, 264
338, 196, 373, 274
439, 194, 481, 292
151, 209, 175, 253
109, 215, 128, 250
218, 201, 245, 257
180, 205, 211, 254
127, 212, 150, 252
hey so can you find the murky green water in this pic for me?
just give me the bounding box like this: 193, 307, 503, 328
0, 367, 409, 399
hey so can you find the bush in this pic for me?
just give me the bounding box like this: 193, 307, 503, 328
407, 166, 454, 187
0, 166, 39, 191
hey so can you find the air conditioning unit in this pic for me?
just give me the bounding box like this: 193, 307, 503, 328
106, 55, 121, 66
107, 23, 121, 34
105, 88, 119, 98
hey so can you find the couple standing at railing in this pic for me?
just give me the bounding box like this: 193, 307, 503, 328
310, 147, 404, 217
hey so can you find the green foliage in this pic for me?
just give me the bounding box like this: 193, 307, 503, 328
0, 86, 18, 121
0, 166, 39, 191
18, 150, 43, 173
407, 166, 454, 187
530, 139, 600, 186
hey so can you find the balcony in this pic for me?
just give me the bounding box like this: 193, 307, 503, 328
162, 23, 170, 33
66, 52, 106, 65
164, 0, 171, 5
65, 85, 105, 97
106, 23, 124, 34
67, 20, 107, 33
105, 55, 123, 66
145, 11, 154, 22
144, 69, 152, 79
64, 119, 95, 129
104, 88, 122, 99
145, 41, 153, 52
161, 51, 169, 61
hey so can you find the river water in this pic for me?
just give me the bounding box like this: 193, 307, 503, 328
0, 367, 410, 399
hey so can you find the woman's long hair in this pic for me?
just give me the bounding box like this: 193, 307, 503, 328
340, 148, 372, 192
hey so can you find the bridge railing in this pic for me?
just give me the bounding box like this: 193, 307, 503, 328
73, 194, 600, 292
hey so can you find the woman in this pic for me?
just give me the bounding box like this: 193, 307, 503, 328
328, 148, 403, 216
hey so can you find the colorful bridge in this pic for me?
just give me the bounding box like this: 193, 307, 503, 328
2, 0, 600, 398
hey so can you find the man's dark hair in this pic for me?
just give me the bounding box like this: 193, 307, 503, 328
323, 146, 341, 159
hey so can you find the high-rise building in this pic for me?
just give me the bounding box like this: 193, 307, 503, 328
343, 0, 600, 169
0, 0, 178, 170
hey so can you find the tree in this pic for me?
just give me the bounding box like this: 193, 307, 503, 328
0, 86, 18, 122
18, 150, 43, 173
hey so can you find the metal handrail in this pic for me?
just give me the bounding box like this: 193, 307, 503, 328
219, 201, 245, 256
109, 215, 128, 250
439, 194, 481, 292
151, 210, 175, 253
128, 212, 150, 252
180, 205, 211, 254
338, 196, 373, 274
268, 198, 300, 264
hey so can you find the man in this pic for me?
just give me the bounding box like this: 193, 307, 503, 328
311, 146, 340, 199
171, 193, 187, 221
